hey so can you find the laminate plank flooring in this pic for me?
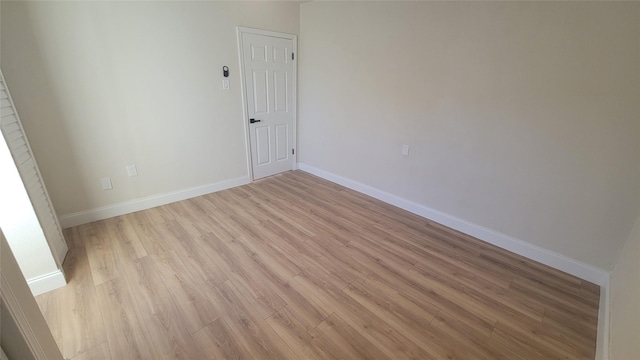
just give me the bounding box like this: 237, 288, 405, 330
36, 170, 600, 359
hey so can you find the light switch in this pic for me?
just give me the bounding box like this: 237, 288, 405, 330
222, 79, 230, 90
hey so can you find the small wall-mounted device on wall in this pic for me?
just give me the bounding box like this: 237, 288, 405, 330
223, 66, 229, 77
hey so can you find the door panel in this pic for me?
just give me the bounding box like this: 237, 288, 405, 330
273, 71, 288, 112
242, 31, 295, 179
252, 70, 269, 115
255, 126, 271, 165
251, 44, 268, 62
275, 124, 289, 161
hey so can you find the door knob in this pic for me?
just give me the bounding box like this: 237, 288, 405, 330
249, 118, 261, 124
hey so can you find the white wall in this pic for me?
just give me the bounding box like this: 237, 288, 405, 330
1, 1, 300, 217
299, 1, 640, 271
609, 218, 640, 359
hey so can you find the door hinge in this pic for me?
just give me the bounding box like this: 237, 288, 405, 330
292, 53, 295, 61
292, 149, 295, 155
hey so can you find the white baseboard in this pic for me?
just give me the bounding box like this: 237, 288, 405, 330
595, 275, 610, 360
27, 269, 66, 296
59, 176, 250, 228
298, 163, 609, 286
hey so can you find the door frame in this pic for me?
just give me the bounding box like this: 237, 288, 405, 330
236, 26, 298, 181
1, 230, 64, 359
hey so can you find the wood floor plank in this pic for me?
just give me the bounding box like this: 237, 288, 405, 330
495, 322, 591, 359
34, 291, 63, 352
95, 278, 159, 359
83, 222, 121, 286
124, 256, 208, 359
265, 306, 328, 360
56, 246, 107, 358
342, 280, 448, 359
494, 316, 595, 359
240, 184, 316, 239
372, 222, 514, 289
489, 326, 573, 360
303, 241, 368, 289
36, 170, 599, 360
142, 253, 221, 333
162, 219, 228, 286
411, 261, 546, 325
295, 264, 436, 360
211, 281, 296, 360
226, 237, 331, 327
205, 233, 288, 319
64, 226, 84, 249
234, 224, 307, 278
126, 210, 172, 256
429, 310, 510, 360
70, 342, 112, 360
412, 251, 546, 320
543, 307, 598, 345
192, 318, 251, 360
107, 216, 148, 260
314, 313, 391, 360
510, 277, 599, 323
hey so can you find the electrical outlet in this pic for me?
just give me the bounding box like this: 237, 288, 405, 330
401, 144, 410, 156
100, 177, 113, 190
126, 165, 138, 177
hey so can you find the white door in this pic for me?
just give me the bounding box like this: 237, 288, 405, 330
240, 30, 296, 180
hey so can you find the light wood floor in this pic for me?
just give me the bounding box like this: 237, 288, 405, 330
36, 171, 600, 360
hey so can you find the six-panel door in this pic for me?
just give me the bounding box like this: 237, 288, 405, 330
242, 33, 295, 179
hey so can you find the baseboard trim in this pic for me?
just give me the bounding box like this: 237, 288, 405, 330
27, 269, 66, 296
298, 163, 609, 285
59, 176, 251, 228
595, 274, 611, 360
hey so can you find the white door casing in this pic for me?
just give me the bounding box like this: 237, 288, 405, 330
1, 230, 64, 359
238, 27, 297, 180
